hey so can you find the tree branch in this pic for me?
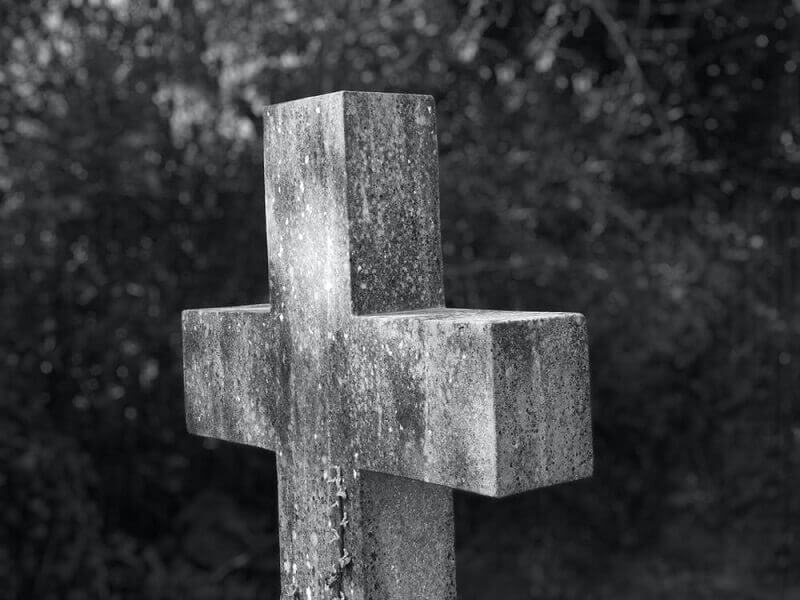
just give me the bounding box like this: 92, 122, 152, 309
582, 0, 672, 137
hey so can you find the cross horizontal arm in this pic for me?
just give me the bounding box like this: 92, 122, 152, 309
347, 308, 593, 496
183, 305, 282, 451
183, 305, 592, 497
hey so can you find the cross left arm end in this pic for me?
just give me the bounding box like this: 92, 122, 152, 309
182, 306, 280, 451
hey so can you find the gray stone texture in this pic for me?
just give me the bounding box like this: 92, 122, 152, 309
183, 91, 592, 600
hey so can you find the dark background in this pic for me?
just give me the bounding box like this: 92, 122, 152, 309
2, 0, 799, 598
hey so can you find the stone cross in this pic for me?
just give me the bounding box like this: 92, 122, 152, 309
183, 91, 592, 600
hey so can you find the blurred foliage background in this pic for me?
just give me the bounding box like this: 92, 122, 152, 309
1, 0, 799, 598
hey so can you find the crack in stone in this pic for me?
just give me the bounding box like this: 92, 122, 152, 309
324, 466, 351, 599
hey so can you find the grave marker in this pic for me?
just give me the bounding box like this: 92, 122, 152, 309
183, 91, 592, 600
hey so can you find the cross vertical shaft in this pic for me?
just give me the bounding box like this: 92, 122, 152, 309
264, 92, 455, 599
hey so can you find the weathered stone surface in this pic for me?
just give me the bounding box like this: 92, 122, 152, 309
360, 472, 454, 599
184, 307, 591, 496
182, 91, 592, 600
262, 91, 443, 320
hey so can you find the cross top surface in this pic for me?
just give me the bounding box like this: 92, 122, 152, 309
183, 91, 592, 600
